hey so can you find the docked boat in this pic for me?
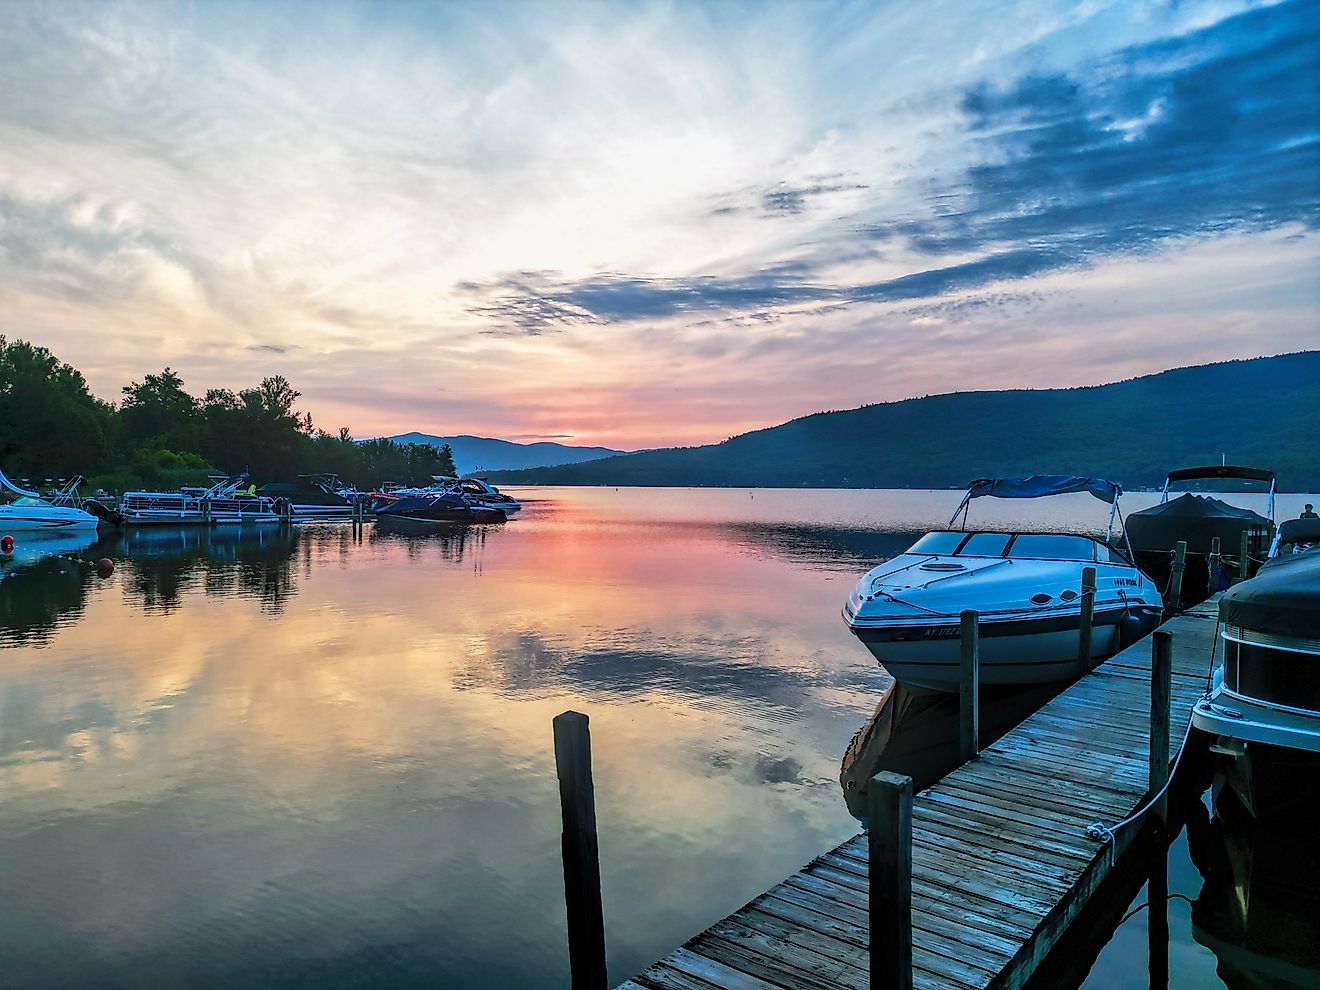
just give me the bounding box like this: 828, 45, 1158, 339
1192, 549, 1320, 807
453, 477, 521, 514
1124, 465, 1275, 597
373, 490, 507, 525
1267, 517, 1320, 560
257, 474, 361, 519
843, 476, 1163, 693
0, 470, 99, 532
370, 477, 520, 517
120, 475, 279, 525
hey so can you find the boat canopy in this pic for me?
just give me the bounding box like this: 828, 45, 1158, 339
1222, 550, 1320, 638
1158, 464, 1275, 520
1166, 465, 1276, 485
964, 476, 1121, 504
950, 475, 1125, 541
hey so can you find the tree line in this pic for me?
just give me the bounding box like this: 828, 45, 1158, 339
0, 336, 455, 491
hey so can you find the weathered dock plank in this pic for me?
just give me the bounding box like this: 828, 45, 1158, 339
617, 598, 1220, 990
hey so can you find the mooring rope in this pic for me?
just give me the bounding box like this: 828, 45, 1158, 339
1085, 615, 1220, 843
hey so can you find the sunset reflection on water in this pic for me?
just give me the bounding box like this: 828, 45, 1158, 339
0, 489, 904, 988
5, 486, 1308, 988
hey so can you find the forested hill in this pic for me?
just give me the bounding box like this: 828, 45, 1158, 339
489, 352, 1320, 490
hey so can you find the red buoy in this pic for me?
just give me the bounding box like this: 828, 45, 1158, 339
0, 535, 13, 554
96, 557, 115, 576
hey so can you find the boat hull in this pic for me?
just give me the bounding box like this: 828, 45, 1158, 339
849, 604, 1162, 693
0, 506, 99, 532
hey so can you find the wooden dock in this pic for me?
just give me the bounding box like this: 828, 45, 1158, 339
616, 599, 1220, 990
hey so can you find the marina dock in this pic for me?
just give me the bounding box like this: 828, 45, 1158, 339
615, 599, 1221, 990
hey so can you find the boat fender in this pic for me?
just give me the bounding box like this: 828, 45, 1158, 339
96, 558, 115, 577
0, 535, 12, 554
1119, 613, 1142, 648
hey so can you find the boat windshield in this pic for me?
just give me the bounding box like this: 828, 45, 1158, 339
959, 533, 1011, 556
909, 531, 1108, 562
908, 532, 966, 555
1007, 534, 1097, 561
5, 495, 52, 508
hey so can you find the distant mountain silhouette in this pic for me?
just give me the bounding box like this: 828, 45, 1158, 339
488, 352, 1320, 490
387, 433, 628, 473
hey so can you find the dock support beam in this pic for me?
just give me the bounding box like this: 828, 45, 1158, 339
1149, 631, 1172, 824
1167, 542, 1187, 614
959, 610, 979, 762
868, 771, 913, 990
1078, 566, 1096, 670
1147, 824, 1170, 989
553, 711, 608, 990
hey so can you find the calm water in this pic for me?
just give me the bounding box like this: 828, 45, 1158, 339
0, 487, 1314, 988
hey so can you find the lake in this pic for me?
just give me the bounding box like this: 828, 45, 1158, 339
0, 486, 1313, 988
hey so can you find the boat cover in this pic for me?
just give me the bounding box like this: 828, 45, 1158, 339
1125, 493, 1271, 554
1278, 517, 1320, 546
966, 475, 1120, 503
1222, 549, 1320, 638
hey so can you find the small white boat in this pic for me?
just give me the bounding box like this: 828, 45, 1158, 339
843, 476, 1163, 693
0, 470, 99, 532
120, 475, 279, 525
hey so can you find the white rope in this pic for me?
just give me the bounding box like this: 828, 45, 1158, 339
1086, 617, 1220, 843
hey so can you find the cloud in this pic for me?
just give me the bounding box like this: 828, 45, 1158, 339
0, 0, 1315, 446
462, 2, 1318, 328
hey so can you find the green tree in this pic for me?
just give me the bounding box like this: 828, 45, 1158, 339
0, 335, 116, 477
120, 368, 201, 453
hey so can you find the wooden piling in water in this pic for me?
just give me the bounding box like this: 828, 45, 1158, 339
553, 711, 608, 990
1149, 630, 1172, 824
1147, 823, 1170, 990
1078, 566, 1096, 669
867, 771, 913, 990
960, 610, 980, 763
1238, 530, 1250, 583
1168, 541, 1187, 613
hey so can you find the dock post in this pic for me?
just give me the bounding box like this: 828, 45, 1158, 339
553, 711, 608, 990
1078, 566, 1096, 669
959, 610, 979, 762
867, 771, 913, 990
1147, 824, 1170, 989
1149, 631, 1172, 824
1167, 541, 1187, 613
1208, 536, 1222, 593
202, 497, 212, 526
1238, 530, 1251, 582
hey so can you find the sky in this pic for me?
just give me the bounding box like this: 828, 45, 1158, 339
0, 0, 1317, 449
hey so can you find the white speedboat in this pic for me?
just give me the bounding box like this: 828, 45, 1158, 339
0, 470, 99, 532
843, 476, 1163, 693
120, 474, 279, 525
1192, 549, 1320, 763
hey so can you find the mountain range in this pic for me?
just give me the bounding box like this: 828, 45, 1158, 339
387, 433, 627, 473
484, 352, 1320, 490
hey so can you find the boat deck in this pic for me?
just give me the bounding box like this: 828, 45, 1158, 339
617, 598, 1221, 990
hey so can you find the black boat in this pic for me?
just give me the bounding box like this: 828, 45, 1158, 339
373, 491, 507, 525
1124, 465, 1275, 602
257, 474, 359, 518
